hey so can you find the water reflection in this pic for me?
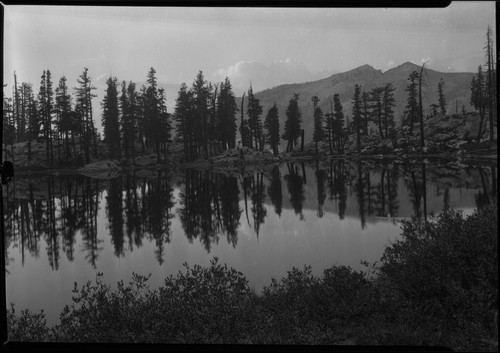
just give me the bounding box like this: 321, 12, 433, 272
4, 161, 497, 270
179, 169, 241, 252
3, 175, 102, 269
267, 166, 283, 217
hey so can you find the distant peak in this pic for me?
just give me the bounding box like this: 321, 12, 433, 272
389, 61, 421, 72
344, 64, 377, 75
354, 64, 375, 71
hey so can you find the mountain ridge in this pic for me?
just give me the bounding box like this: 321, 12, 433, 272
244, 61, 475, 146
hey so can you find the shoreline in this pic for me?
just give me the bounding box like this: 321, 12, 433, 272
10, 149, 498, 177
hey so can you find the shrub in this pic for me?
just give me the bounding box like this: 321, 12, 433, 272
51, 257, 256, 343
7, 304, 50, 342
52, 272, 155, 342
378, 202, 498, 349
153, 257, 256, 343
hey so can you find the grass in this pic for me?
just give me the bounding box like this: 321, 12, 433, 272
6, 202, 498, 350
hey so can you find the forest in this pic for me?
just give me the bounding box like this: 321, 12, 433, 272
2, 26, 496, 170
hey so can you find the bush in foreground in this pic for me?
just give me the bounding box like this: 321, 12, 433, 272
6, 203, 498, 350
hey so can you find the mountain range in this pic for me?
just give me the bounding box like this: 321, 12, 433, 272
248, 61, 475, 145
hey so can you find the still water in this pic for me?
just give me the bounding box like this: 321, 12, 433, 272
3, 160, 497, 326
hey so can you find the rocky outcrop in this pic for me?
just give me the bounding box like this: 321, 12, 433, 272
78, 160, 122, 179
340, 112, 496, 157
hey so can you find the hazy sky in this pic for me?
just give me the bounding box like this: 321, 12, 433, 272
3, 2, 496, 97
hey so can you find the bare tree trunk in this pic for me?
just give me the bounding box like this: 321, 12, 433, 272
418, 63, 427, 149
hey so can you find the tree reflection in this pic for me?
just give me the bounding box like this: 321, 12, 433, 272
124, 173, 142, 251
45, 176, 60, 270
179, 169, 241, 252
355, 163, 368, 229
4, 161, 497, 271
143, 170, 175, 265
372, 164, 399, 218
2, 175, 102, 268
106, 177, 124, 257
315, 161, 327, 218
267, 166, 283, 217
403, 161, 428, 220
328, 160, 347, 219
284, 163, 305, 220
219, 174, 241, 246
80, 178, 102, 268
250, 173, 267, 237
475, 166, 496, 211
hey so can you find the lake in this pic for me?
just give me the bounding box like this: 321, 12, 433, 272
3, 159, 497, 326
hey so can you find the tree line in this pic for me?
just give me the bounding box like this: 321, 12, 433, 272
3, 68, 100, 166
3, 26, 495, 167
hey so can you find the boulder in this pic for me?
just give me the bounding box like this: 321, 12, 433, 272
78, 160, 122, 179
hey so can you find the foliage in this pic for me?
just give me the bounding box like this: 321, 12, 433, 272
216, 77, 238, 150
101, 76, 121, 159
403, 71, 419, 136
380, 204, 497, 309
378, 203, 498, 349
438, 78, 447, 116
311, 96, 324, 153
264, 103, 280, 155
282, 93, 302, 152
247, 85, 264, 151
7, 304, 50, 342
351, 85, 362, 151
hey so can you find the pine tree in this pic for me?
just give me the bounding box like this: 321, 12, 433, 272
75, 67, 98, 164
102, 77, 121, 160
404, 71, 419, 136
311, 95, 324, 154
208, 82, 218, 155
216, 77, 238, 150
324, 99, 335, 154
45, 70, 54, 165
239, 92, 248, 148
137, 85, 147, 153
484, 25, 496, 142
158, 86, 172, 161
191, 71, 210, 159
418, 63, 428, 148
23, 83, 37, 161
264, 103, 280, 155
437, 78, 446, 116
13, 72, 22, 143
333, 94, 345, 153
55, 76, 72, 162
120, 81, 130, 160
282, 93, 302, 152
382, 83, 396, 139
352, 86, 362, 152
470, 65, 487, 142
174, 83, 194, 161
361, 91, 370, 135
126, 82, 138, 162
370, 87, 384, 139
145, 67, 162, 162
37, 70, 54, 165
3, 87, 15, 162
247, 85, 263, 150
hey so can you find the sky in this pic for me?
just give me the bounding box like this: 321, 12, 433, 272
3, 2, 496, 100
